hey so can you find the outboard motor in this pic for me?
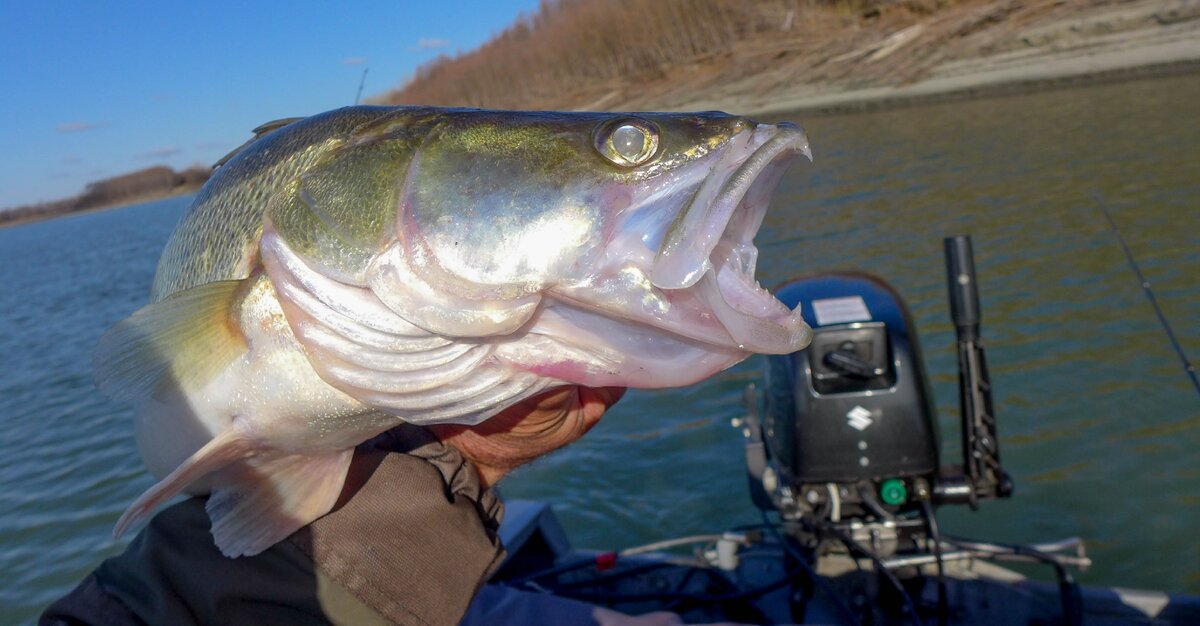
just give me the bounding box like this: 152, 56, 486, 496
760, 272, 939, 518
741, 236, 1012, 552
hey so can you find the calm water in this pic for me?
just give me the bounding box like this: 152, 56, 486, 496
2, 74, 1198, 623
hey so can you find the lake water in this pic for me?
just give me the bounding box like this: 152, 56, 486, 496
1, 74, 1197, 623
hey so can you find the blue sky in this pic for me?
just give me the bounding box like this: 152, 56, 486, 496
0, 1, 541, 209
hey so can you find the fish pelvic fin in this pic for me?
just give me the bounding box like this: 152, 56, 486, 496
206, 449, 353, 557
114, 430, 355, 558
113, 429, 255, 540
94, 280, 248, 404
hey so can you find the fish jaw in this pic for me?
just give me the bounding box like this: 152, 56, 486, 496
492, 299, 748, 388
550, 122, 813, 366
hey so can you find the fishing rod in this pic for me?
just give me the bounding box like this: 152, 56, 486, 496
354, 67, 369, 105
1097, 198, 1200, 399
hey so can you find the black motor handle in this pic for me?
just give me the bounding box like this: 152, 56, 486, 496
945, 235, 981, 338
941, 235, 1012, 506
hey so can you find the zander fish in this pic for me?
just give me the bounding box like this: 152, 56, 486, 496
95, 106, 813, 557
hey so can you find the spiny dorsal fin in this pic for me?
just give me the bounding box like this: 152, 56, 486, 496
213, 117, 307, 168
250, 117, 306, 136
94, 280, 247, 403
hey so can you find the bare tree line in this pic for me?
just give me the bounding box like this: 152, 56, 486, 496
375, 0, 1126, 112
378, 0, 881, 109
1, 166, 210, 227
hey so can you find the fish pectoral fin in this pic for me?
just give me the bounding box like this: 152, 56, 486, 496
94, 280, 247, 403
206, 449, 354, 558
113, 429, 256, 540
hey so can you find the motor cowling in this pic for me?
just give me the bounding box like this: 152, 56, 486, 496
757, 272, 940, 517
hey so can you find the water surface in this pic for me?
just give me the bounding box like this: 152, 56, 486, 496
1, 74, 1197, 624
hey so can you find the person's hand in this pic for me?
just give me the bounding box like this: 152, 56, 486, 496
429, 386, 626, 487
593, 607, 756, 626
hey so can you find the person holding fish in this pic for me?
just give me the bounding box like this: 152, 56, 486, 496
42, 106, 811, 624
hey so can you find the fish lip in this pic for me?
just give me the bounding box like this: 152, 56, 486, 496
649, 123, 810, 291
644, 122, 812, 353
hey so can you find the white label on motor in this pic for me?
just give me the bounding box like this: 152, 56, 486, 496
812, 296, 871, 326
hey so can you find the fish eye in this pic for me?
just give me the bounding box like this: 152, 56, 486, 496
596, 119, 659, 167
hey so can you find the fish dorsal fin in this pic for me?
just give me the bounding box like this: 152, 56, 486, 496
251, 117, 307, 136
213, 117, 307, 169
94, 280, 248, 403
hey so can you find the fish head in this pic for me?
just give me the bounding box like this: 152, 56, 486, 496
259, 107, 812, 393
376, 109, 813, 387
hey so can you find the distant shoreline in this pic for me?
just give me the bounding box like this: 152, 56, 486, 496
754, 55, 1200, 118
727, 22, 1200, 117
0, 187, 197, 230
1, 166, 207, 229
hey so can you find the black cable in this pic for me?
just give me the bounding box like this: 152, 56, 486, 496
944, 537, 1083, 626
503, 536, 772, 607
550, 562, 797, 605
919, 499, 948, 626
505, 555, 604, 587
508, 532, 756, 588
662, 567, 771, 624
543, 561, 679, 591
1045, 560, 1083, 626
1098, 198, 1200, 398
664, 566, 701, 611
762, 512, 861, 626
858, 486, 894, 521
819, 520, 924, 626
728, 521, 775, 530
505, 517, 852, 622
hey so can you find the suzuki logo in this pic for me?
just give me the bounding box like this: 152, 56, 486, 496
846, 406, 873, 431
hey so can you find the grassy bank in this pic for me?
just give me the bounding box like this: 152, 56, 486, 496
374, 0, 1200, 114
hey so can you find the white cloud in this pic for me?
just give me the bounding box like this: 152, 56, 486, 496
56, 121, 108, 134
417, 37, 450, 50
343, 56, 368, 66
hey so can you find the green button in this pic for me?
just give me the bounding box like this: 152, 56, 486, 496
880, 478, 907, 506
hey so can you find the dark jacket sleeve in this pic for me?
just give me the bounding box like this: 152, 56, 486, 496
41, 425, 505, 626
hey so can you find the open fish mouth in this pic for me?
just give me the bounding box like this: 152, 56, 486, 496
646, 122, 812, 354
651, 123, 810, 292
547, 122, 813, 364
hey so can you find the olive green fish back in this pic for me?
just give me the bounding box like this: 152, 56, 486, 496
150, 107, 433, 300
